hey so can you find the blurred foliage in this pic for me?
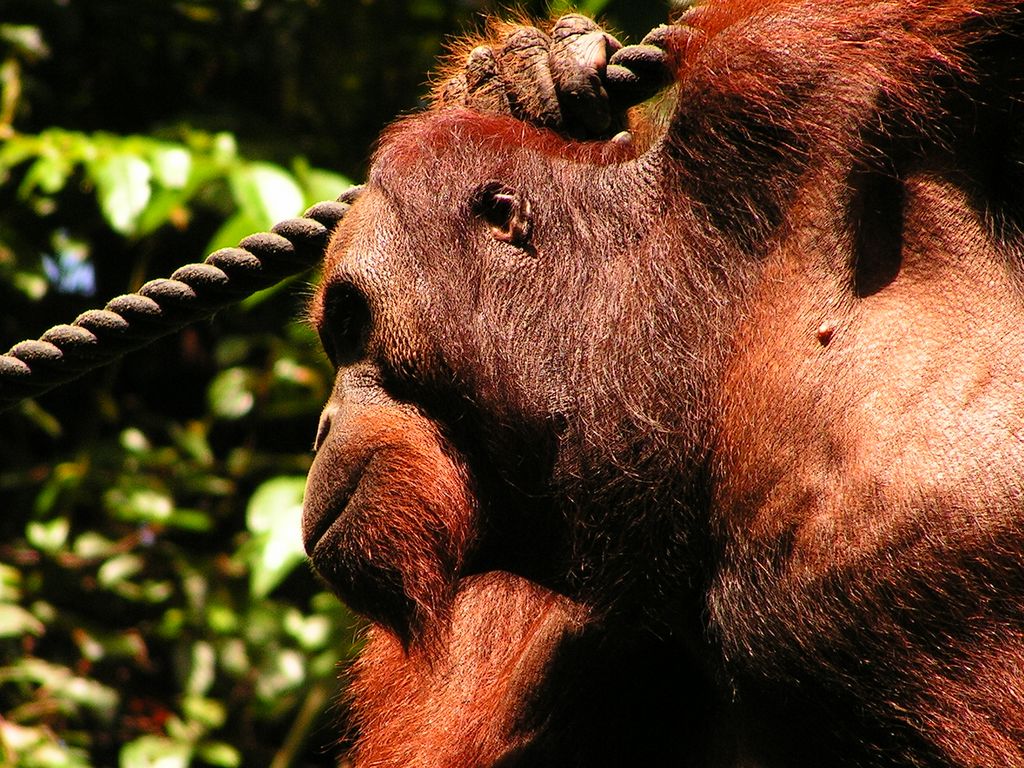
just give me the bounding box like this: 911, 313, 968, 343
0, 0, 670, 766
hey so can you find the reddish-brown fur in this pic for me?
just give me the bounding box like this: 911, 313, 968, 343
347, 573, 587, 767
305, 1, 1024, 765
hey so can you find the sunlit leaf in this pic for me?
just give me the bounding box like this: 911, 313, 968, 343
0, 133, 40, 171
293, 160, 352, 206
72, 531, 118, 559
98, 553, 144, 587
19, 152, 72, 197
254, 648, 305, 703
206, 603, 239, 635
120, 427, 151, 454
207, 367, 257, 419
218, 639, 249, 677
283, 610, 331, 650
204, 210, 264, 255
182, 695, 226, 729
0, 563, 21, 602
105, 486, 174, 524
211, 132, 237, 164
272, 357, 318, 387
244, 476, 307, 599
185, 641, 216, 697
74, 628, 106, 663
26, 516, 70, 553
30, 600, 56, 625
150, 146, 192, 189
4, 659, 119, 721
548, 0, 614, 14
0, 720, 93, 767
120, 736, 192, 768
0, 604, 45, 637
12, 270, 48, 299
196, 741, 241, 768
91, 153, 153, 235
0, 24, 50, 59
0, 720, 42, 752
229, 162, 303, 227
136, 187, 190, 237
169, 421, 213, 466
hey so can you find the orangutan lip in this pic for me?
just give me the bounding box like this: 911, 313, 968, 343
303, 474, 362, 558
304, 499, 346, 558
304, 449, 376, 559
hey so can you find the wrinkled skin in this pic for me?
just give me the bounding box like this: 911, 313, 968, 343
304, 2, 1024, 766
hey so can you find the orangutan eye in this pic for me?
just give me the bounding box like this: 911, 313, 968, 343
472, 181, 533, 249
318, 282, 372, 368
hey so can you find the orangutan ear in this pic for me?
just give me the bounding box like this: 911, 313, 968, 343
472, 182, 533, 250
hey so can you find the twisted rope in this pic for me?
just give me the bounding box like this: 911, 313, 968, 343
0, 188, 362, 411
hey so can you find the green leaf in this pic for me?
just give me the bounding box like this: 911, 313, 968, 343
170, 422, 214, 465
33, 461, 85, 516
135, 186, 190, 237
254, 648, 306, 703
0, 563, 21, 601
26, 516, 70, 553
138, 580, 175, 603
3, 659, 119, 721
12, 270, 48, 300
207, 367, 257, 419
0, 24, 50, 59
293, 159, 352, 206
150, 146, 192, 189
185, 641, 216, 697
229, 162, 303, 227
196, 741, 241, 768
120, 427, 152, 454
0, 133, 40, 172
19, 153, 73, 197
204, 210, 264, 254
0, 720, 92, 768
0, 604, 45, 638
97, 554, 144, 588
547, 0, 613, 15
120, 736, 192, 768
72, 531, 118, 559
283, 610, 331, 650
133, 146, 195, 234
210, 132, 237, 165
212, 336, 253, 367
105, 486, 174, 524
206, 602, 239, 634
157, 608, 186, 640
91, 153, 153, 235
182, 695, 225, 729
165, 508, 214, 532
244, 476, 307, 598
218, 638, 249, 677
